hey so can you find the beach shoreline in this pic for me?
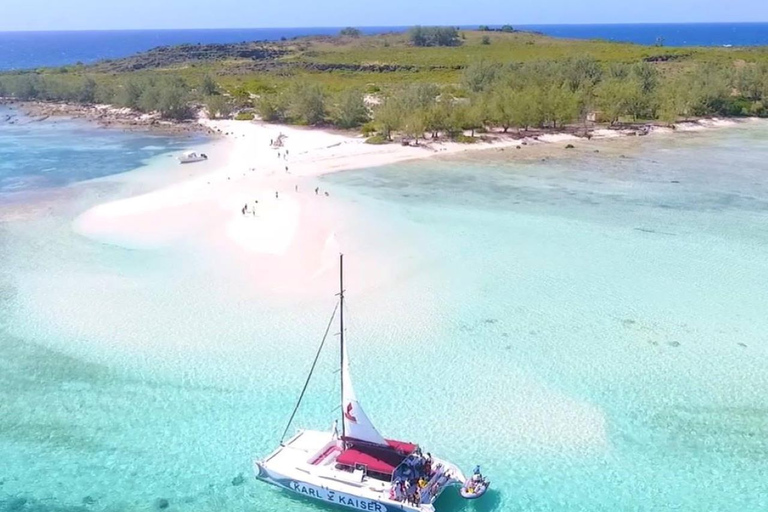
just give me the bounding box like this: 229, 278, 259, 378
68, 113, 758, 295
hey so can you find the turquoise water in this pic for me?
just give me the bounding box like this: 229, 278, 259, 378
2, 121, 768, 512
0, 106, 202, 193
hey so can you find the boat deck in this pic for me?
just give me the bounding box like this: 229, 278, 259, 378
258, 430, 464, 512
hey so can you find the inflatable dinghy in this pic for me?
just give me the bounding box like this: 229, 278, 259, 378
460, 477, 490, 499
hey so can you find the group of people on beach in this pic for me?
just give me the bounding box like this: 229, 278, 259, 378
390, 452, 447, 506
236, 134, 330, 215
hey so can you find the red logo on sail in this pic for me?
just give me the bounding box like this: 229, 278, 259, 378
344, 403, 357, 423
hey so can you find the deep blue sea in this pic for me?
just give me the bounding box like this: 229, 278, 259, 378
0, 23, 767, 71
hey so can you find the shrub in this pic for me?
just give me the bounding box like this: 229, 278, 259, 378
339, 27, 362, 38
235, 111, 255, 121
201, 75, 219, 96
365, 134, 389, 144
408, 26, 461, 47
481, 36, 491, 45
206, 94, 232, 119
453, 134, 478, 143
287, 83, 326, 125
333, 89, 369, 128
361, 122, 377, 136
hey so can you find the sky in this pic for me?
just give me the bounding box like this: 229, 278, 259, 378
1, 0, 767, 31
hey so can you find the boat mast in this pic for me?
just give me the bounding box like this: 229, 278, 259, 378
339, 253, 346, 443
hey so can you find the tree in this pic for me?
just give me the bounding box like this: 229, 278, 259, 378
500, 25, 514, 33
562, 56, 603, 93
287, 83, 326, 125
0, 78, 6, 98
478, 25, 491, 31
14, 75, 40, 100
462, 60, 500, 93
403, 110, 427, 141
117, 79, 143, 109
201, 74, 219, 96
256, 94, 287, 122
632, 62, 659, 95
737, 64, 768, 101
156, 78, 192, 120
78, 77, 97, 103
425, 100, 452, 138
206, 94, 232, 119
339, 27, 362, 38
333, 89, 369, 128
488, 88, 517, 132
596, 79, 636, 124
375, 97, 405, 140
451, 100, 484, 137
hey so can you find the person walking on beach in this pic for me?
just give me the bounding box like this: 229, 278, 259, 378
295, 185, 298, 192
275, 191, 279, 199
315, 187, 319, 195
285, 165, 289, 173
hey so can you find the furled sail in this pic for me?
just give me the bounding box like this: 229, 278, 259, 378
341, 341, 388, 446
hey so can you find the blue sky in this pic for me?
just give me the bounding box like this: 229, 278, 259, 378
2, 0, 767, 31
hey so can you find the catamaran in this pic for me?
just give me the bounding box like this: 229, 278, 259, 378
254, 254, 489, 512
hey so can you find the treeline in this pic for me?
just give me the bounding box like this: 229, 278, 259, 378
255, 83, 369, 128
365, 58, 768, 141
0, 73, 221, 121
3, 56, 768, 136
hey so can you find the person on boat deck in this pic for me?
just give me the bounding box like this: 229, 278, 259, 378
424, 453, 433, 475
472, 465, 484, 482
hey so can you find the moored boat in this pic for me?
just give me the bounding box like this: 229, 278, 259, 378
254, 255, 487, 512
178, 151, 207, 163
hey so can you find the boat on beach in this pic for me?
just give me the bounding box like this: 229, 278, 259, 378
178, 151, 208, 163
254, 255, 487, 512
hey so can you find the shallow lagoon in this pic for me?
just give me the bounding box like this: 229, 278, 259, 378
1, 119, 767, 512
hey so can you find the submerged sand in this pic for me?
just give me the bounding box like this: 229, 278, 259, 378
73, 117, 748, 295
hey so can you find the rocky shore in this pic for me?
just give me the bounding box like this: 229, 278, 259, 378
0, 99, 219, 136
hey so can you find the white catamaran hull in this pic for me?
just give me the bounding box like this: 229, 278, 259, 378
255, 463, 400, 512
255, 429, 464, 512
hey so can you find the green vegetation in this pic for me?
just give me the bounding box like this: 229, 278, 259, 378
1, 28, 768, 132
339, 27, 362, 38
364, 134, 388, 144
408, 26, 461, 47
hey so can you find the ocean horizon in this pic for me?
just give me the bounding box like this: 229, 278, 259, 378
1, 22, 768, 70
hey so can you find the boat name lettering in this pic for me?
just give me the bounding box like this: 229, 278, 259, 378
290, 482, 384, 512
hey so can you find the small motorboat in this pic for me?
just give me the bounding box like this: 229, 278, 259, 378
459, 466, 490, 500
178, 151, 208, 164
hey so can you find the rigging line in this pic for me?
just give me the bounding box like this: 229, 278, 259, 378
279, 300, 340, 445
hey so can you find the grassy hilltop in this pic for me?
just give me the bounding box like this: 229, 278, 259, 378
2, 27, 768, 136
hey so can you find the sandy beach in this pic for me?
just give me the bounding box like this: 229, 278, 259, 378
72, 116, 748, 294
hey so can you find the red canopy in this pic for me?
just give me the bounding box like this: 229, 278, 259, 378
336, 438, 417, 476
336, 448, 401, 475
386, 439, 418, 454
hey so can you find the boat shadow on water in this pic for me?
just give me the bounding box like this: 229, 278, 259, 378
435, 488, 502, 512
